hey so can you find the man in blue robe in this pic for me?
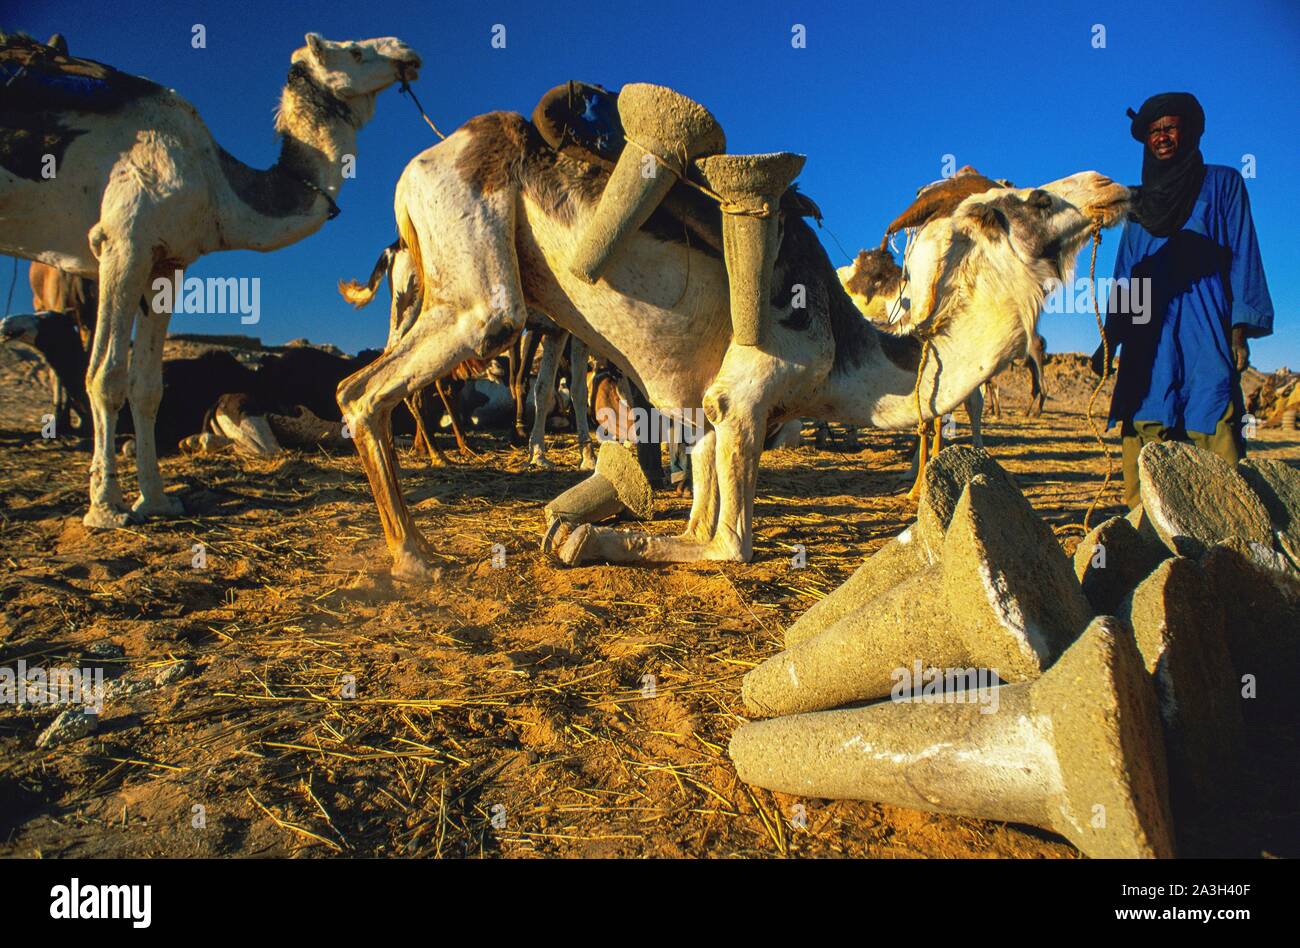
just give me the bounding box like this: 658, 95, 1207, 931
1093, 92, 1274, 508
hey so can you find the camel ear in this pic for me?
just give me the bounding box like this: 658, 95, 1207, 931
305, 33, 327, 62
959, 203, 1009, 240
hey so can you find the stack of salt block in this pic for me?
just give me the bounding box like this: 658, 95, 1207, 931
729, 444, 1299, 858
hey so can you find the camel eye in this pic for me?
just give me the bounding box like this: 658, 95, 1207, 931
1029, 190, 1052, 211
350, 48, 364, 62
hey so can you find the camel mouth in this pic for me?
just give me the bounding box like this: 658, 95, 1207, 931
1081, 184, 1131, 227
396, 56, 422, 82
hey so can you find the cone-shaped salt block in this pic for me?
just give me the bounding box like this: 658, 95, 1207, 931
914, 445, 1022, 563
1118, 557, 1244, 851
569, 83, 725, 283
729, 617, 1175, 858
1073, 515, 1168, 616
783, 524, 928, 649
692, 152, 805, 346
1201, 539, 1300, 729
543, 440, 652, 531
745, 473, 1090, 716
783, 446, 1016, 648
1239, 458, 1300, 570
1137, 442, 1272, 559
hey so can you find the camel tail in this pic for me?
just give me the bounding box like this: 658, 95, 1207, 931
338, 240, 400, 309
396, 205, 428, 317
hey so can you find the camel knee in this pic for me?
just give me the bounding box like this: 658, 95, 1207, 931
128, 373, 162, 416
87, 361, 128, 408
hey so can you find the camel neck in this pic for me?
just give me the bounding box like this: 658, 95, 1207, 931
823, 309, 1026, 429
215, 68, 361, 251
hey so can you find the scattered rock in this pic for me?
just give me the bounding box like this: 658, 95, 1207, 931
1137, 442, 1272, 558
81, 642, 125, 661
154, 660, 196, 687
35, 708, 97, 748
105, 676, 157, 700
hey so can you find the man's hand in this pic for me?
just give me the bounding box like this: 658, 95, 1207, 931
1090, 342, 1112, 377
1231, 325, 1250, 372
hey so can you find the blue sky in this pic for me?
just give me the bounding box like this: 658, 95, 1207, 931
5, 0, 1298, 368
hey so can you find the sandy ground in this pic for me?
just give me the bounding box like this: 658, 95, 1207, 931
1, 343, 1297, 859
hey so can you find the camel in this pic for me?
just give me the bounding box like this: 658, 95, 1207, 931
0, 32, 421, 527
16, 261, 98, 433
335, 107, 1128, 578
30, 261, 96, 347
839, 246, 1051, 420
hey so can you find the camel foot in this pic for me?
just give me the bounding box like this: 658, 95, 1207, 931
579, 445, 598, 471
528, 452, 556, 470
391, 549, 443, 584
132, 493, 185, 518
83, 504, 132, 530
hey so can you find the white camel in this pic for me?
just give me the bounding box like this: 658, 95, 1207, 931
0, 33, 421, 526
336, 108, 1127, 577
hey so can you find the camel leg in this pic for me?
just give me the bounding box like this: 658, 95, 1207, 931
339, 309, 526, 580
1026, 357, 1046, 417
405, 391, 444, 465
128, 303, 183, 517
965, 386, 984, 451
511, 328, 540, 445
682, 429, 718, 540
527, 331, 563, 468
984, 379, 1001, 418
570, 337, 596, 470
50, 373, 69, 436
83, 248, 149, 528
436, 378, 476, 457
557, 363, 765, 565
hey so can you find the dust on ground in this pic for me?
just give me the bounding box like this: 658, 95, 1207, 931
1, 344, 1297, 858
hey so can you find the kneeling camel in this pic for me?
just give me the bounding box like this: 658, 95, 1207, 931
337, 110, 1128, 578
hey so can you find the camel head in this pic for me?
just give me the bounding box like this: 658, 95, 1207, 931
888, 173, 1127, 343
1, 312, 40, 347
837, 249, 903, 325
291, 34, 422, 102
947, 173, 1130, 290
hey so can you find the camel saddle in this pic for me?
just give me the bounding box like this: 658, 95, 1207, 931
0, 33, 162, 115
530, 80, 821, 257
881, 166, 1008, 248
531, 81, 624, 169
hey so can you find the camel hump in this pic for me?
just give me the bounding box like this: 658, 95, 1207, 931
885, 171, 1004, 238
0, 32, 165, 115
531, 80, 624, 169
